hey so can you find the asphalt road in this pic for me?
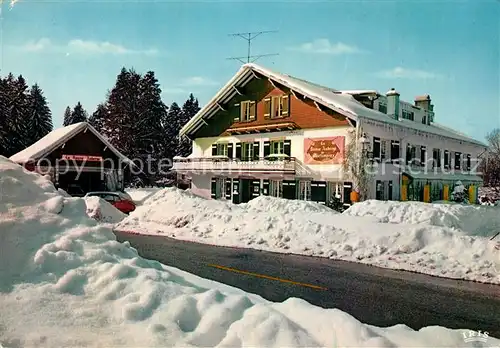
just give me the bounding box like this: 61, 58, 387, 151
114, 230, 500, 338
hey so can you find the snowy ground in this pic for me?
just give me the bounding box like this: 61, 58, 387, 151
119, 188, 500, 285
2, 159, 500, 346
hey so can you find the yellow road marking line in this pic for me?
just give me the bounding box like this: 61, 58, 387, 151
207, 264, 328, 291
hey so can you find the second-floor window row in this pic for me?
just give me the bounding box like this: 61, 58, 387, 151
372, 137, 472, 170
234, 95, 290, 122
211, 139, 292, 160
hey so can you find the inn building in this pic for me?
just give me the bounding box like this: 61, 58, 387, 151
173, 64, 486, 206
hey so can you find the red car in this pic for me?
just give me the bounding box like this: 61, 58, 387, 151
85, 191, 136, 214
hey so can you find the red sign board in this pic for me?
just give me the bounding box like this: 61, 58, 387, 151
303, 136, 345, 164
61, 154, 103, 162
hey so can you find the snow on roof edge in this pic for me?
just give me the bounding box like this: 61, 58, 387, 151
180, 63, 486, 147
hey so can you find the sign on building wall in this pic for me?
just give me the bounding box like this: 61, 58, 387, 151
303, 136, 345, 164
61, 154, 103, 162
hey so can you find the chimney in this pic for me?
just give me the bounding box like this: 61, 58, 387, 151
414, 94, 431, 110
386, 88, 400, 120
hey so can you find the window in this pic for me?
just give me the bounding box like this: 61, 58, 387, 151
210, 177, 225, 199
455, 152, 462, 170
264, 95, 290, 118
378, 103, 387, 114
420, 146, 426, 166
391, 140, 400, 161
402, 110, 414, 121
270, 180, 283, 198
444, 150, 450, 168
406, 144, 416, 164
270, 140, 284, 155
299, 181, 311, 201
373, 137, 381, 161
212, 143, 228, 156
240, 101, 256, 122
381, 140, 387, 160
242, 142, 254, 161
466, 154, 471, 171
432, 148, 441, 168
422, 115, 427, 124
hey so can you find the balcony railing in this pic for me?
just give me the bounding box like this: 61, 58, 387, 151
173, 155, 296, 174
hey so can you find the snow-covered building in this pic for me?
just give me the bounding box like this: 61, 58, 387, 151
173, 64, 486, 206
9, 122, 136, 196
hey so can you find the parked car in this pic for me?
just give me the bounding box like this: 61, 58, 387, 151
84, 191, 136, 214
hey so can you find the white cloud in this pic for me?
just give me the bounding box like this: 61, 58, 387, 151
290, 38, 363, 55
180, 76, 218, 87
21, 38, 51, 52
162, 87, 190, 95
375, 67, 441, 80
17, 38, 158, 56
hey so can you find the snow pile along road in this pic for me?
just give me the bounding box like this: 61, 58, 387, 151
344, 199, 500, 238
84, 196, 127, 224
117, 188, 500, 284
3, 156, 497, 346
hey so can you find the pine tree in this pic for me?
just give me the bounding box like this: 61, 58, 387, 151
0, 74, 52, 157
63, 106, 72, 126
137, 71, 168, 176
25, 83, 53, 146
0, 77, 9, 155
70, 102, 88, 124
164, 101, 181, 160
7, 75, 30, 154
177, 93, 200, 157
89, 103, 107, 132
101, 67, 142, 158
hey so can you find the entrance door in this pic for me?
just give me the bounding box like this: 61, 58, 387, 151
311, 181, 327, 203
240, 179, 253, 203
282, 180, 297, 200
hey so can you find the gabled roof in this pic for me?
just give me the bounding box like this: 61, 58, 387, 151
180, 64, 486, 147
10, 122, 136, 166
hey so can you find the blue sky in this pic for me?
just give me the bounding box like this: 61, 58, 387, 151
2, 0, 498, 141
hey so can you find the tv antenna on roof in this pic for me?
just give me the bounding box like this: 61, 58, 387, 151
226, 30, 279, 64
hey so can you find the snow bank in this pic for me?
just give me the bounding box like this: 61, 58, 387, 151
344, 199, 500, 238
243, 195, 335, 214
126, 187, 163, 205
1, 156, 499, 347
117, 188, 500, 284
84, 196, 127, 224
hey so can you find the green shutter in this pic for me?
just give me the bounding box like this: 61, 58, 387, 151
211, 178, 217, 199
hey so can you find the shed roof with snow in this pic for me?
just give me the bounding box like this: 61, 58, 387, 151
9, 122, 135, 166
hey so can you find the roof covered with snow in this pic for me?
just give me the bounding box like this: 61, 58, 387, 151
10, 122, 135, 166
180, 64, 486, 147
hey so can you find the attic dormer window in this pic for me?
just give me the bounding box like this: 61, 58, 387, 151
402, 110, 414, 121
378, 103, 387, 114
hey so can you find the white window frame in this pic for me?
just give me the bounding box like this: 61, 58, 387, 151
216, 143, 228, 157
242, 142, 254, 160
271, 95, 289, 118
240, 100, 256, 122
270, 180, 283, 198
270, 140, 284, 155
299, 181, 311, 201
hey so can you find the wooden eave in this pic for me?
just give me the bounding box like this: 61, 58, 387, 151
225, 122, 298, 135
